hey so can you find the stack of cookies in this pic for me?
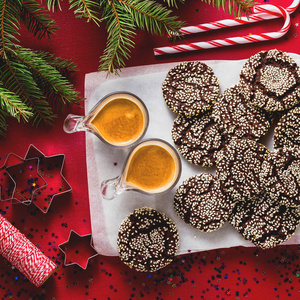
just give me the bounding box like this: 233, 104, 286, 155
162, 49, 300, 250
116, 49, 300, 273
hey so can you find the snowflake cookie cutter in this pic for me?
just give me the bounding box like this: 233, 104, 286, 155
58, 230, 98, 269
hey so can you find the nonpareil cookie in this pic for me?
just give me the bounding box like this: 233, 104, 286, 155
117, 207, 179, 272
229, 192, 300, 249
259, 147, 300, 207
216, 138, 269, 202
273, 106, 300, 149
174, 173, 236, 232
212, 85, 271, 142
162, 61, 220, 117
171, 113, 225, 167
239, 49, 300, 112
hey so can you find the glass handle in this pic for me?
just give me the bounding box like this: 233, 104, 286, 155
63, 114, 84, 133
100, 176, 125, 200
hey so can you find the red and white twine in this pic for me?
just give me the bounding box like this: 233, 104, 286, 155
0, 215, 56, 287
154, 1, 300, 56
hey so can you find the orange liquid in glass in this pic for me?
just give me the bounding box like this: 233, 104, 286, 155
90, 95, 146, 146
125, 144, 177, 192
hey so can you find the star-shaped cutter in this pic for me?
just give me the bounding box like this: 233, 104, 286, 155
1, 152, 47, 205
24, 145, 72, 213
58, 230, 98, 269
0, 145, 72, 213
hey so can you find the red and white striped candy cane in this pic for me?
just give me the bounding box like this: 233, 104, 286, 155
154, 4, 291, 56
177, 0, 299, 35
0, 214, 56, 286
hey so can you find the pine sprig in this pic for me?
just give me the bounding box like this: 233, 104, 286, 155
202, 0, 258, 17
69, 0, 101, 24
14, 48, 82, 107
99, 1, 136, 74
98, 0, 185, 74
0, 0, 82, 135
0, 83, 33, 121
34, 51, 78, 76
21, 0, 58, 39
0, 0, 22, 49
0, 52, 55, 125
121, 0, 185, 36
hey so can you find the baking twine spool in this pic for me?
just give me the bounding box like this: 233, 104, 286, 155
0, 215, 56, 287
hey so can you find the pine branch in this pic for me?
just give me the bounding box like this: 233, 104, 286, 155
0, 82, 33, 122
0, 51, 56, 125
122, 0, 185, 36
0, 0, 22, 50
33, 50, 78, 76
13, 48, 83, 108
202, 0, 258, 17
98, 0, 184, 74
21, 0, 58, 39
69, 0, 101, 25
98, 1, 136, 74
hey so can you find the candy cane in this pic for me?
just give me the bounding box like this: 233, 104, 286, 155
177, 0, 299, 35
154, 4, 290, 56
0, 215, 56, 286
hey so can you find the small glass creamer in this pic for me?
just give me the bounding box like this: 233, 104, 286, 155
100, 139, 182, 200
63, 92, 149, 148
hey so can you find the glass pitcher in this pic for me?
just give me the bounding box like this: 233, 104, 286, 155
63, 92, 149, 148
100, 139, 182, 200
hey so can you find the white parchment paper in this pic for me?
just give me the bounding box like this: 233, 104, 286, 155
85, 55, 300, 256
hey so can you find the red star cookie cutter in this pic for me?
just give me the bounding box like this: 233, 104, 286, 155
0, 145, 72, 213
58, 230, 98, 269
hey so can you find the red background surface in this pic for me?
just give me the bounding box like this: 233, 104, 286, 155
1, 0, 300, 299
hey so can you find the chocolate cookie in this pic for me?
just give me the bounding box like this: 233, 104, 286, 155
212, 85, 271, 142
229, 192, 300, 249
174, 173, 235, 232
117, 207, 179, 272
273, 106, 300, 149
259, 147, 300, 207
162, 61, 220, 117
171, 113, 225, 167
216, 138, 269, 202
239, 49, 300, 112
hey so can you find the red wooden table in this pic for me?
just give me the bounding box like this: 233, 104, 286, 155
1, 0, 300, 299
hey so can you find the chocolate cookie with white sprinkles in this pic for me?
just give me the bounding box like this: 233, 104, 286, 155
216, 138, 269, 202
229, 192, 300, 249
117, 207, 179, 272
171, 112, 226, 167
174, 173, 236, 232
212, 85, 271, 142
162, 61, 220, 117
239, 49, 300, 112
259, 147, 300, 207
273, 106, 300, 149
